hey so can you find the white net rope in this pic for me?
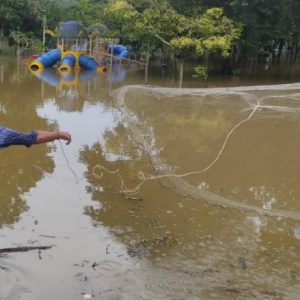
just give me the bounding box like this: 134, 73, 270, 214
93, 83, 300, 220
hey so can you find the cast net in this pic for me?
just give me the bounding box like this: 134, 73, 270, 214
93, 83, 300, 220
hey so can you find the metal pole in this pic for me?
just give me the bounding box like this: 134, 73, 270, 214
89, 37, 92, 56
145, 41, 150, 85
110, 40, 113, 66
109, 40, 113, 96
42, 22, 46, 45
84, 38, 88, 52
17, 27, 20, 59
42, 79, 44, 99
42, 15, 46, 54
96, 35, 99, 56
179, 59, 183, 88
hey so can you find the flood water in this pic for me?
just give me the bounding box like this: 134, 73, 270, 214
2, 48, 300, 300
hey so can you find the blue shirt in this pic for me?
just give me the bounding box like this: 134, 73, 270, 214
0, 126, 38, 150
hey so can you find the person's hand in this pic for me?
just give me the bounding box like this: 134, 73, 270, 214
59, 131, 72, 145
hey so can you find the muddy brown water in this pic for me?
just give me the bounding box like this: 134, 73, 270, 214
1, 49, 300, 300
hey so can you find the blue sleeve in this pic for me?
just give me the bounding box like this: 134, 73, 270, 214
0, 127, 38, 149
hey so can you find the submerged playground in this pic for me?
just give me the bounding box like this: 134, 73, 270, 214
26, 21, 136, 76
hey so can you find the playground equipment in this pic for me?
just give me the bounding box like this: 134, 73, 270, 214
86, 23, 140, 67
28, 21, 108, 74
27, 20, 147, 77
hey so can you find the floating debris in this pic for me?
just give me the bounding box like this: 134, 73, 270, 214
152, 236, 177, 246
128, 240, 150, 257
290, 224, 300, 240
238, 257, 247, 270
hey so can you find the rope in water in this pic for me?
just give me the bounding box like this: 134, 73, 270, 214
58, 139, 79, 184
92, 103, 260, 195
33, 138, 79, 185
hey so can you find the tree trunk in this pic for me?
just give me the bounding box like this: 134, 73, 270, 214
271, 42, 276, 57
222, 58, 233, 75
294, 42, 299, 61
248, 57, 254, 72
290, 41, 296, 63
277, 39, 285, 60
144, 41, 150, 85
233, 46, 242, 67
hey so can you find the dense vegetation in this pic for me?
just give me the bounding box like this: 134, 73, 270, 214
0, 0, 299, 68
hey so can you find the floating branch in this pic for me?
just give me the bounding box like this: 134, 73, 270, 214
0, 246, 54, 254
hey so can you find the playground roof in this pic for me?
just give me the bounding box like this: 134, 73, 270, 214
88, 23, 110, 37
57, 21, 88, 38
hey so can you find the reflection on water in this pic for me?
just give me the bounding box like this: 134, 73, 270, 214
34, 66, 131, 112
108, 65, 127, 82
34, 68, 99, 89
2, 49, 300, 300
0, 59, 54, 227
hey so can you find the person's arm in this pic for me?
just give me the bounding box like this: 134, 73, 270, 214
0, 126, 72, 150
36, 131, 72, 145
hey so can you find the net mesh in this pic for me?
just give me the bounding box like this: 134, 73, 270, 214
93, 83, 300, 220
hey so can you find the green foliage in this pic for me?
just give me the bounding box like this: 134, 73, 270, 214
10, 30, 35, 47
0, 0, 107, 49
33, 40, 44, 54
64, 0, 104, 26
193, 65, 208, 80
10, 30, 38, 58
232, 68, 241, 76
2, 0, 300, 63
170, 7, 243, 58
168, 0, 300, 60
104, 0, 242, 59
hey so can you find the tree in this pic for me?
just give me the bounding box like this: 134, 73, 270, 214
104, 0, 242, 58
65, 0, 105, 26
0, 0, 28, 37
10, 30, 37, 59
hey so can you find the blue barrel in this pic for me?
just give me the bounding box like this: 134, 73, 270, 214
33, 49, 61, 68
78, 54, 100, 70
59, 53, 76, 73
61, 54, 76, 68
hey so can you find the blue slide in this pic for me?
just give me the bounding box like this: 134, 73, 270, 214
108, 45, 130, 59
